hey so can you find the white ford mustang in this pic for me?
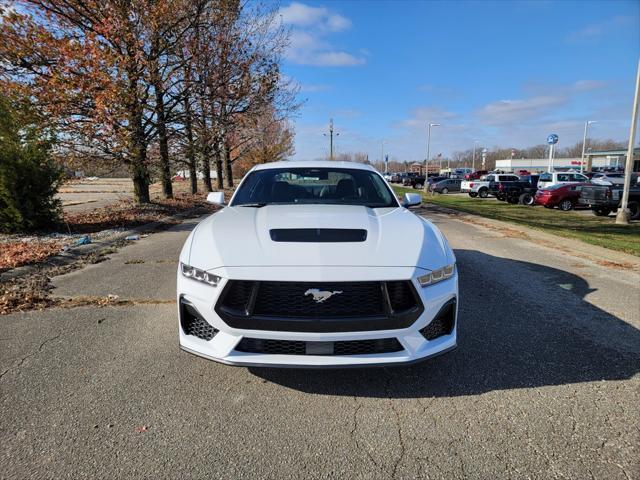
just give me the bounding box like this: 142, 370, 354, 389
177, 161, 458, 367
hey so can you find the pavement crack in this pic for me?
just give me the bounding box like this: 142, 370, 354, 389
349, 397, 382, 471
385, 372, 406, 480
0, 333, 61, 381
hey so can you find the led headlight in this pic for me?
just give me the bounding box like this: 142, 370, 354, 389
180, 263, 221, 286
418, 263, 455, 287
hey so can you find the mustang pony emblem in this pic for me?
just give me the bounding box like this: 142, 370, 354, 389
304, 288, 343, 303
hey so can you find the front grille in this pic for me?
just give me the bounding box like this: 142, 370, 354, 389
235, 337, 403, 355
181, 301, 219, 341
419, 299, 456, 340
215, 280, 423, 333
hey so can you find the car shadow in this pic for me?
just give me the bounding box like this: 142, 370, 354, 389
249, 249, 640, 398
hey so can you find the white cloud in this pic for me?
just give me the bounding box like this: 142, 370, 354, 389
279, 2, 365, 67
566, 15, 636, 43
477, 96, 568, 126
572, 80, 608, 92
280, 2, 351, 32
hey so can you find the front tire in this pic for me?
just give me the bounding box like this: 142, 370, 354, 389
468, 192, 478, 198
441, 187, 449, 194
414, 183, 423, 189
559, 199, 573, 211
496, 194, 506, 201
593, 207, 611, 216
478, 188, 488, 198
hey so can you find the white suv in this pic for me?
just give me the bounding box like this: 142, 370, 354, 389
177, 161, 458, 367
537, 172, 589, 189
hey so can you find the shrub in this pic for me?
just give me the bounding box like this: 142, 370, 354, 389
0, 99, 62, 233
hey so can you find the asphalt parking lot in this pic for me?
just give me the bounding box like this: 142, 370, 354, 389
1, 209, 639, 479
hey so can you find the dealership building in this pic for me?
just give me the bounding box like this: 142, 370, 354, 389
494, 148, 640, 173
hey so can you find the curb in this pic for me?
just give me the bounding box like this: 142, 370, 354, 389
0, 209, 208, 283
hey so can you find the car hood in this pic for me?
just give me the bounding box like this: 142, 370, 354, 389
184, 204, 454, 271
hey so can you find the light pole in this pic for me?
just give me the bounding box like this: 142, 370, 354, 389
381, 140, 387, 173
423, 123, 440, 192
580, 120, 596, 174
472, 140, 479, 171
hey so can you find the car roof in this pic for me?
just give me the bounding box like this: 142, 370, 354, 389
250, 160, 377, 172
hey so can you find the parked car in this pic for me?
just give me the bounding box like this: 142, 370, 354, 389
392, 172, 417, 184
488, 175, 540, 204
383, 172, 394, 182
579, 184, 640, 219
432, 178, 462, 194
404, 175, 426, 189
178, 161, 458, 367
463, 170, 489, 180
537, 171, 589, 189
461, 173, 520, 198
534, 183, 589, 211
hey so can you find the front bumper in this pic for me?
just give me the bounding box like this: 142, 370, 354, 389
177, 266, 458, 368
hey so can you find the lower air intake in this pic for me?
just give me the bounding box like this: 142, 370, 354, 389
419, 299, 456, 340
235, 337, 403, 355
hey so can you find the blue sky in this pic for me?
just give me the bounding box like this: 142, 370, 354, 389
279, 0, 640, 161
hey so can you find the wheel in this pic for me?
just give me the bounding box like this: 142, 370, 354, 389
414, 183, 423, 189
496, 194, 505, 201
593, 207, 611, 216
558, 199, 573, 211
441, 187, 449, 194
468, 192, 478, 198
519, 193, 534, 206
507, 196, 519, 204
628, 201, 640, 220
478, 188, 488, 198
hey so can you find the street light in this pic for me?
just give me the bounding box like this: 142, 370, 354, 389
472, 140, 480, 171
424, 123, 440, 192
381, 140, 387, 173
580, 120, 596, 174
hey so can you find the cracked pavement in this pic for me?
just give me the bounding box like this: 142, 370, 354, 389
1, 211, 639, 479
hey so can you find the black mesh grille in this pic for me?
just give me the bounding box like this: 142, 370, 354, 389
181, 302, 219, 341
235, 337, 403, 355
387, 281, 416, 311
419, 299, 456, 340
215, 280, 423, 332
254, 281, 385, 318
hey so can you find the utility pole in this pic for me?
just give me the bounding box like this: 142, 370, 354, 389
581, 120, 596, 174
323, 118, 339, 160
616, 58, 640, 225
381, 140, 387, 173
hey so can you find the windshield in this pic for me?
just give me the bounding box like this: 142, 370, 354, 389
231, 167, 399, 208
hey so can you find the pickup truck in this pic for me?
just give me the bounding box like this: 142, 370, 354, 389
461, 173, 520, 198
403, 175, 426, 189
578, 184, 640, 219
488, 175, 540, 205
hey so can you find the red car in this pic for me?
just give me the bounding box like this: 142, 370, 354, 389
463, 170, 489, 180
534, 183, 588, 211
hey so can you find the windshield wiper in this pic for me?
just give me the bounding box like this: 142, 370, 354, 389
237, 203, 268, 208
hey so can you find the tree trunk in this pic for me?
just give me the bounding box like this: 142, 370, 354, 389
222, 137, 233, 187
214, 139, 224, 190
183, 97, 198, 194
129, 80, 150, 204
153, 75, 173, 199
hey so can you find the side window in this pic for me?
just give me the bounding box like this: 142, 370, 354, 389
557, 174, 570, 182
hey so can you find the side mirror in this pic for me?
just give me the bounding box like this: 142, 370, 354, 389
403, 192, 422, 208
206, 192, 225, 205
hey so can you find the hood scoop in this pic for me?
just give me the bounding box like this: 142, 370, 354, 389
269, 228, 367, 243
